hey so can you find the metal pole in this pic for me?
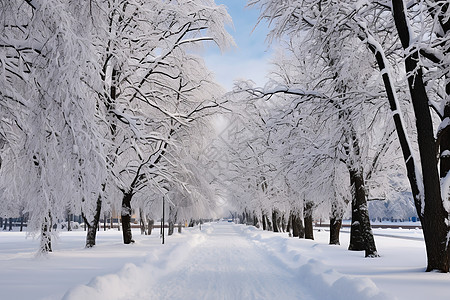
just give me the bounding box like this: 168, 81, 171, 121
162, 196, 165, 244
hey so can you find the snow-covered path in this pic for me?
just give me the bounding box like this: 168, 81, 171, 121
6, 221, 450, 299
146, 223, 308, 299
62, 222, 393, 300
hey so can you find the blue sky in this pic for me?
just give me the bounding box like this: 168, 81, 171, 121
203, 1, 272, 90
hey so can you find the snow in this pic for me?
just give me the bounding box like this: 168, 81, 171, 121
1, 222, 450, 300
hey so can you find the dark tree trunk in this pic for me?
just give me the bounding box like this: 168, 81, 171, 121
298, 218, 305, 239
19, 215, 24, 232
281, 213, 287, 232
392, 1, 449, 271
178, 223, 182, 233
0, 217, 3, 229
85, 193, 103, 248
348, 180, 364, 251
8, 217, 12, 231
330, 198, 344, 245
3, 218, 7, 230
265, 214, 273, 231
121, 191, 134, 244
168, 221, 174, 236
262, 213, 267, 230
337, 102, 377, 257
292, 211, 305, 239
304, 202, 314, 240
329, 217, 342, 245
348, 168, 378, 257
277, 213, 282, 232
67, 213, 72, 232
291, 211, 305, 238
148, 219, 154, 235
292, 214, 299, 237
40, 213, 52, 253
272, 210, 279, 232
253, 213, 259, 228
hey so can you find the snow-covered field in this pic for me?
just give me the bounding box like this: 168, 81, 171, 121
1, 222, 449, 300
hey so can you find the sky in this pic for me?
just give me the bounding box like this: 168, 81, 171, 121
203, 0, 273, 91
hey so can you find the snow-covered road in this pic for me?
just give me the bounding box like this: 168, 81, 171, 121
145, 223, 309, 299
62, 222, 393, 300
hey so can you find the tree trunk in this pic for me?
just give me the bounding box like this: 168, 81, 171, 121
292, 214, 299, 237
298, 218, 305, 238
85, 193, 102, 248
329, 217, 342, 245
348, 168, 378, 257
281, 213, 287, 232
168, 221, 174, 236
139, 208, 146, 235
8, 217, 12, 231
265, 214, 273, 231
40, 213, 52, 253
330, 197, 344, 245
291, 211, 305, 238
392, 1, 449, 271
272, 210, 279, 232
304, 202, 314, 240
85, 221, 98, 248
253, 213, 259, 228
348, 180, 364, 251
337, 102, 377, 257
121, 191, 134, 244
20, 215, 24, 232
168, 207, 176, 236
67, 213, 71, 231
262, 213, 267, 230
147, 219, 154, 235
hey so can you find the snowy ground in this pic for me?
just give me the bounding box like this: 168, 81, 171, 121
1, 222, 450, 300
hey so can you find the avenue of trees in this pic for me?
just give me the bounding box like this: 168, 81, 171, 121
224, 0, 450, 272
1, 0, 450, 275
0, 0, 233, 252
